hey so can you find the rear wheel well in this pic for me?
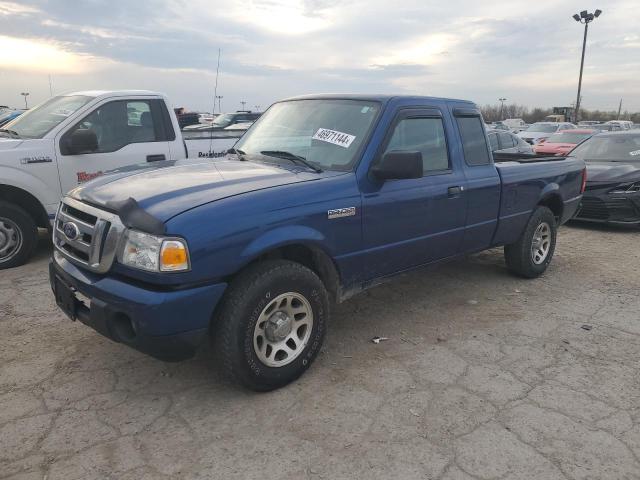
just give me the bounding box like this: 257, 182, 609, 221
538, 194, 563, 223
246, 244, 341, 302
0, 185, 49, 229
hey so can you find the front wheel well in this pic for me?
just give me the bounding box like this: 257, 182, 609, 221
0, 185, 49, 228
538, 194, 563, 223
244, 244, 341, 302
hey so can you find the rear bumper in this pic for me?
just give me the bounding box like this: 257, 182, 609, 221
575, 193, 640, 225
50, 252, 227, 361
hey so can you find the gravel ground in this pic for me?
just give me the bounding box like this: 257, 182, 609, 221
1, 223, 639, 480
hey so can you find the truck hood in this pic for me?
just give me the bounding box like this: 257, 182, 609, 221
585, 161, 640, 185
70, 157, 324, 221
0, 138, 24, 150
534, 143, 576, 154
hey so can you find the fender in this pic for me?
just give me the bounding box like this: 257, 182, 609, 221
240, 225, 328, 261
0, 165, 60, 210
538, 182, 560, 203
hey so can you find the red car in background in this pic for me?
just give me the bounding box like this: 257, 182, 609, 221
533, 129, 596, 156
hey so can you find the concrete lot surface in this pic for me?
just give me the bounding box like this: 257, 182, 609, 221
1, 224, 639, 479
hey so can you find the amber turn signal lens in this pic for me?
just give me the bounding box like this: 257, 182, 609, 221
160, 240, 189, 271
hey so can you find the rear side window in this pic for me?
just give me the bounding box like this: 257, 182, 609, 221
498, 132, 515, 148
488, 132, 499, 151
384, 117, 450, 174
456, 116, 491, 166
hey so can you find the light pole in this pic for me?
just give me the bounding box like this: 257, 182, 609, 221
21, 92, 29, 109
240, 101, 247, 111
499, 98, 507, 120
215, 95, 223, 113
254, 105, 261, 112
572, 9, 602, 123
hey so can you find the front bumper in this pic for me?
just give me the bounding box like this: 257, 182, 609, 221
575, 192, 640, 225
50, 252, 227, 361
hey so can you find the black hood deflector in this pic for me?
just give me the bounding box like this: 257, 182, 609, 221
106, 197, 166, 235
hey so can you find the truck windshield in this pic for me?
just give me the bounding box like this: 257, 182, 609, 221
3, 95, 93, 139
212, 114, 235, 128
525, 123, 558, 133
235, 99, 380, 171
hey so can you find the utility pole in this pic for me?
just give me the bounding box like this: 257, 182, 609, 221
254, 105, 261, 112
617, 98, 622, 120
20, 92, 29, 109
240, 101, 247, 111
499, 98, 507, 120
215, 95, 223, 113
572, 9, 602, 123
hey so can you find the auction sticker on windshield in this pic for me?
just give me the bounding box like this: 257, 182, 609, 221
312, 128, 356, 148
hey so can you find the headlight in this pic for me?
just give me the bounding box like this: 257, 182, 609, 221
610, 182, 640, 194
119, 230, 190, 272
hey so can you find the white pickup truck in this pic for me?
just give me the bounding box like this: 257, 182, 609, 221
0, 90, 242, 269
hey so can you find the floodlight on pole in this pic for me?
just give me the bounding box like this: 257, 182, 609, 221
20, 92, 29, 109
499, 98, 507, 120
572, 9, 602, 123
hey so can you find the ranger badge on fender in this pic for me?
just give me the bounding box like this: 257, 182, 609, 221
327, 207, 356, 219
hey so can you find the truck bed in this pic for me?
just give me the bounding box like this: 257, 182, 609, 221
491, 155, 584, 246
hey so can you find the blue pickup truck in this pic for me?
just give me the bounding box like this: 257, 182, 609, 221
50, 95, 586, 390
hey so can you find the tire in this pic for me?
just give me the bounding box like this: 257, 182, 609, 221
0, 201, 38, 270
504, 206, 557, 279
213, 260, 329, 391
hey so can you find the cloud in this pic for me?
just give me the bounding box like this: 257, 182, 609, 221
0, 0, 638, 112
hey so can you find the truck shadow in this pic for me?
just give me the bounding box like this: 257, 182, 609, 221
566, 220, 639, 234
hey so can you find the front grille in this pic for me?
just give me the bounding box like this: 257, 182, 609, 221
576, 196, 640, 222
576, 197, 609, 220
53, 197, 125, 273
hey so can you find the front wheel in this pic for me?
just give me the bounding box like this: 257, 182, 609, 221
0, 201, 38, 270
504, 206, 557, 278
213, 260, 329, 391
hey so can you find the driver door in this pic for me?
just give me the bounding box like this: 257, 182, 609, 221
55, 98, 173, 194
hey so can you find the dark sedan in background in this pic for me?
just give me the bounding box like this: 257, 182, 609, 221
572, 131, 640, 226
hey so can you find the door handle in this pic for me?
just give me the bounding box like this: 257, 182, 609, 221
146, 154, 166, 162
448, 186, 464, 196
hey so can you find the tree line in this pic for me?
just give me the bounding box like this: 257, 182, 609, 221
480, 102, 639, 124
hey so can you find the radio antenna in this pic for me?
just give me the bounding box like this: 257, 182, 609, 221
208, 48, 222, 156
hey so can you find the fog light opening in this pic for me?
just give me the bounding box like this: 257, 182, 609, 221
112, 313, 137, 343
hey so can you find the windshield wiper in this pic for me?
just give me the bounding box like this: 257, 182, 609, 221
0, 128, 20, 138
259, 150, 323, 173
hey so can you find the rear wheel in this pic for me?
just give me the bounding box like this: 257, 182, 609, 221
213, 260, 329, 391
504, 206, 557, 278
0, 201, 38, 270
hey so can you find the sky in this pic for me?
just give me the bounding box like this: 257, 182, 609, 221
0, 0, 639, 113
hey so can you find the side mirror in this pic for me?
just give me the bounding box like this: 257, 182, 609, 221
372, 151, 423, 180
67, 129, 98, 155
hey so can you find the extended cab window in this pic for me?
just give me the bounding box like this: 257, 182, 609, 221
456, 116, 491, 166
498, 132, 515, 148
488, 132, 499, 151
62, 100, 166, 155
384, 117, 449, 174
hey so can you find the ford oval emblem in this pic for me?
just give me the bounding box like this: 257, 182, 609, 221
62, 222, 80, 241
